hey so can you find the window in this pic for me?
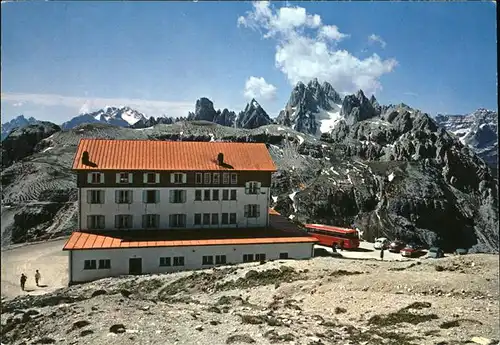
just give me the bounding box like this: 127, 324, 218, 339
229, 213, 237, 225
88, 190, 104, 204
202, 213, 210, 225
173, 256, 184, 266
202, 255, 214, 265
115, 190, 132, 204
169, 190, 186, 203
279, 253, 289, 259
245, 182, 261, 195
255, 254, 266, 261
115, 215, 133, 229
117, 172, 132, 184
204, 173, 211, 184
222, 190, 229, 201
230, 190, 237, 201
222, 173, 230, 184
244, 204, 260, 218
211, 213, 219, 225
160, 257, 171, 267
221, 213, 229, 225
194, 213, 202, 225
144, 172, 158, 184
171, 172, 186, 184
215, 255, 226, 265
98, 259, 111, 269
142, 214, 159, 229
144, 190, 159, 204
195, 173, 203, 184
243, 254, 254, 263
88, 172, 103, 184
213, 173, 220, 184
230, 173, 238, 185
212, 190, 219, 201
195, 190, 202, 201
87, 215, 105, 229
203, 190, 211, 201
84, 260, 97, 270
169, 214, 186, 228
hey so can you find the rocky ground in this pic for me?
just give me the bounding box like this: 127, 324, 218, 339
1, 251, 498, 345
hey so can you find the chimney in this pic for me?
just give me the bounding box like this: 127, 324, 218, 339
217, 152, 224, 166
82, 151, 90, 165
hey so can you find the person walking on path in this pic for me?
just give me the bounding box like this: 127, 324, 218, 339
35, 270, 41, 287
340, 241, 344, 252
20, 273, 27, 291
380, 248, 385, 261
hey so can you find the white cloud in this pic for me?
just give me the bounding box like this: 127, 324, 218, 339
318, 25, 349, 42
243, 76, 277, 100
12, 102, 24, 107
368, 34, 387, 49
404, 91, 419, 97
1, 93, 193, 119
238, 2, 397, 96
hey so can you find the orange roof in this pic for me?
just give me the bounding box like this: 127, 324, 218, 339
63, 209, 317, 250
304, 223, 357, 233
72, 139, 277, 171
63, 232, 316, 250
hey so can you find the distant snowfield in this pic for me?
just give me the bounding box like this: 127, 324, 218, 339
316, 104, 342, 134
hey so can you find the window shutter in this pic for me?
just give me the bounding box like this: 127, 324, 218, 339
87, 215, 92, 229
100, 190, 105, 204
87, 190, 91, 204
155, 190, 160, 203
142, 215, 147, 228
156, 215, 160, 228
143, 173, 147, 183
245, 182, 250, 194
155, 173, 160, 184
169, 214, 173, 227
182, 173, 187, 183
115, 190, 119, 203
143, 190, 147, 203
169, 190, 174, 203
129, 190, 133, 204
256, 206, 261, 217
170, 173, 175, 183
115, 215, 120, 228
181, 191, 186, 203
116, 173, 120, 183
128, 173, 133, 183
244, 205, 249, 218
100, 173, 104, 184
87, 173, 92, 183
257, 182, 262, 190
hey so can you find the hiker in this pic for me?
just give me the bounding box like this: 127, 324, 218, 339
340, 241, 344, 252
35, 270, 41, 287
20, 273, 27, 291
380, 248, 385, 261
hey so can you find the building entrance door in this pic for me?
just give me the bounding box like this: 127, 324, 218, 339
129, 258, 142, 275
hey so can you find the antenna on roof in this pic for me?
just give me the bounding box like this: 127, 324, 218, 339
217, 152, 224, 166
82, 151, 90, 165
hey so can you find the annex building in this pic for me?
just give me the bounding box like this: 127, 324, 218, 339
63, 139, 316, 283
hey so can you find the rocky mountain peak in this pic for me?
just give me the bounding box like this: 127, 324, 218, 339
188, 98, 236, 127
236, 99, 272, 129
340, 91, 378, 126
276, 79, 343, 135
1, 115, 41, 140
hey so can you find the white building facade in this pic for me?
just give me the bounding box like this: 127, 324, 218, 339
68, 241, 315, 283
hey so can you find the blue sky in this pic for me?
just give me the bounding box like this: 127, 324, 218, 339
1, 1, 497, 123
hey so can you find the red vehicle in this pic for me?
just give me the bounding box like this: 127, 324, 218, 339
304, 224, 360, 250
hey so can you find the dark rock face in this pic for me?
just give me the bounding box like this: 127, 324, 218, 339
340, 90, 379, 126
1, 122, 61, 168
276, 79, 343, 135
188, 98, 236, 127
236, 99, 272, 129
131, 116, 178, 129
1, 115, 41, 141
435, 108, 498, 168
